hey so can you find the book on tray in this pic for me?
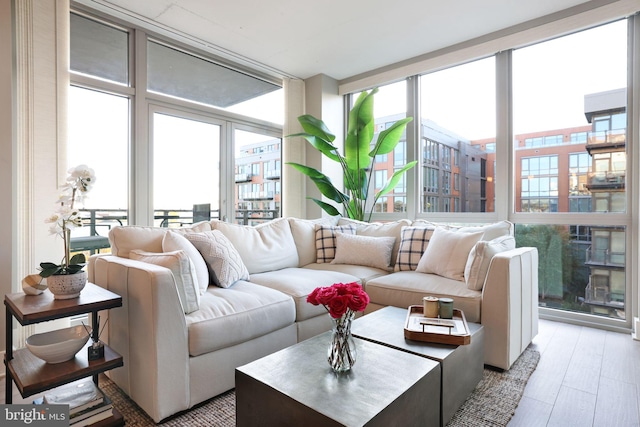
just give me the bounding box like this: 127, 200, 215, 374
43, 378, 104, 415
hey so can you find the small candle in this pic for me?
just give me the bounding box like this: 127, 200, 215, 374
439, 298, 454, 319
423, 296, 439, 318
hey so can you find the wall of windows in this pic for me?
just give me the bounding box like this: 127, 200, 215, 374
68, 10, 283, 234
347, 17, 636, 330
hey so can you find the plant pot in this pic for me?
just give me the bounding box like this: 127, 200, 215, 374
46, 271, 87, 299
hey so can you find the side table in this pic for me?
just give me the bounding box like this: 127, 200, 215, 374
4, 282, 124, 426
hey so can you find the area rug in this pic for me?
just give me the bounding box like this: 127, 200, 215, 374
100, 347, 539, 426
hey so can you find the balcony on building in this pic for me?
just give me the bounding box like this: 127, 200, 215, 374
241, 191, 275, 201
584, 246, 625, 268
235, 173, 253, 183
585, 170, 625, 191
585, 129, 626, 154
264, 169, 281, 180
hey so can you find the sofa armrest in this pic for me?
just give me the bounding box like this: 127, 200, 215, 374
90, 255, 189, 422
481, 247, 538, 370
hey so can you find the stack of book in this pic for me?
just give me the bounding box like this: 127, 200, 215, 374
42, 379, 113, 426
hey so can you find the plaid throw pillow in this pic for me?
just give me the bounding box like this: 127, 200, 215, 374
315, 224, 356, 263
394, 226, 435, 271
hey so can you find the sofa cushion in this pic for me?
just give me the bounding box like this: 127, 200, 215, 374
163, 231, 209, 295
337, 218, 411, 267
129, 249, 200, 314
288, 217, 339, 266
185, 280, 295, 356
395, 226, 436, 271
315, 224, 356, 263
212, 218, 299, 274
416, 227, 483, 281
332, 233, 396, 271
249, 268, 361, 322
365, 271, 482, 322
303, 263, 388, 284
184, 230, 250, 288
465, 235, 516, 290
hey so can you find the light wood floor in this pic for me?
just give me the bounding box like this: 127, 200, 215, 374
2, 318, 639, 426
509, 318, 640, 427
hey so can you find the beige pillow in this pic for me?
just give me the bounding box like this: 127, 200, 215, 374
337, 218, 411, 267
416, 227, 484, 281
184, 230, 249, 288
162, 231, 209, 295
331, 233, 396, 270
465, 235, 516, 290
129, 249, 200, 314
212, 218, 298, 274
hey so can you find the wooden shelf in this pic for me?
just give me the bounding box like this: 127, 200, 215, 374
4, 283, 122, 325
4, 282, 124, 410
6, 342, 122, 397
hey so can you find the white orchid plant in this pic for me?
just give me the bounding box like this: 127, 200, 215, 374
39, 165, 96, 277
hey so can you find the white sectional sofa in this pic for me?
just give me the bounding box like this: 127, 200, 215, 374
88, 216, 538, 422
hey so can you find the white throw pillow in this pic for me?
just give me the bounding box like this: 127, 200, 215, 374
331, 233, 396, 270
211, 218, 299, 274
315, 224, 356, 263
184, 230, 249, 288
464, 235, 516, 290
416, 227, 484, 281
395, 226, 436, 271
129, 249, 200, 314
337, 218, 411, 267
162, 231, 209, 295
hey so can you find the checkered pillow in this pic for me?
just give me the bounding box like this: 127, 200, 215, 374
394, 226, 435, 271
315, 224, 356, 263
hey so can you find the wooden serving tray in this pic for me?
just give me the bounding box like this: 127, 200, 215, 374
404, 305, 471, 345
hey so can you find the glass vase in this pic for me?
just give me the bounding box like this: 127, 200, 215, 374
327, 311, 356, 372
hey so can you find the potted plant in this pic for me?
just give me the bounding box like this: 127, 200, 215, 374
39, 165, 96, 299
287, 87, 416, 222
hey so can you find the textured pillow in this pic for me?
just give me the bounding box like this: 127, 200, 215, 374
416, 227, 484, 281
184, 230, 249, 288
129, 249, 200, 314
331, 233, 396, 270
315, 224, 356, 263
211, 218, 298, 274
464, 235, 516, 290
395, 226, 436, 271
162, 231, 209, 295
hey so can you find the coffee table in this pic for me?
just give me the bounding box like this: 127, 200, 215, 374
236, 331, 441, 426
351, 306, 484, 427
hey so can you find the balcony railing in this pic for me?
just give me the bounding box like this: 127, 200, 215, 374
70, 207, 280, 254
235, 173, 253, 183
585, 171, 625, 190
584, 247, 625, 267
264, 169, 281, 180
240, 191, 275, 201
585, 129, 626, 152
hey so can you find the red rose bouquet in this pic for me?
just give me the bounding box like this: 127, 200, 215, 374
307, 282, 369, 319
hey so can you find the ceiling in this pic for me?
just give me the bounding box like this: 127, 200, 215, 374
80, 0, 594, 81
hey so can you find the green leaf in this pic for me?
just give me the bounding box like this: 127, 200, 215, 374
38, 262, 62, 278
287, 132, 341, 163
345, 89, 377, 171
310, 198, 342, 217
376, 161, 417, 198
297, 114, 335, 143
370, 117, 413, 156
287, 163, 348, 203
70, 253, 86, 265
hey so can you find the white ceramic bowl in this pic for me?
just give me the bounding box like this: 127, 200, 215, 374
26, 325, 91, 364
